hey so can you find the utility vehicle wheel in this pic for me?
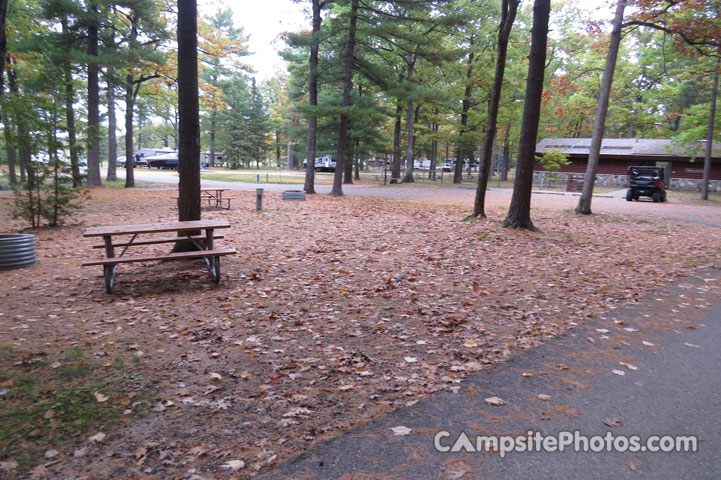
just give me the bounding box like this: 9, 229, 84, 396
661, 192, 667, 202
652, 191, 661, 203
626, 189, 633, 201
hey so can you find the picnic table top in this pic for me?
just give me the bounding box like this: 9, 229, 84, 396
201, 188, 227, 192
83, 220, 231, 237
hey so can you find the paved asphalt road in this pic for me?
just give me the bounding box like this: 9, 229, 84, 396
118, 168, 721, 228
255, 269, 721, 480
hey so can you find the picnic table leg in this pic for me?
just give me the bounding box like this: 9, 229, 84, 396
104, 265, 116, 294
204, 228, 221, 283
103, 235, 116, 294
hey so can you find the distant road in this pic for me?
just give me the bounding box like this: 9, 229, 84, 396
115, 168, 721, 228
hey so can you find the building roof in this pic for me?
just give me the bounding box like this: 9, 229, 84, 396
536, 138, 721, 158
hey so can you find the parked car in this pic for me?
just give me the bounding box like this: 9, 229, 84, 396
441, 162, 453, 172
626, 166, 667, 203
116, 156, 127, 168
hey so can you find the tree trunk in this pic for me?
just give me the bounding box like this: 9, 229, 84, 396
354, 138, 360, 181
7, 64, 25, 183
343, 122, 353, 184
576, 0, 626, 214
0, 0, 7, 97
209, 108, 216, 167
390, 100, 402, 183
454, 42, 475, 185
430, 108, 438, 180
64, 63, 81, 187
288, 142, 297, 169
330, 0, 358, 196
124, 80, 135, 188
275, 130, 281, 167
502, 0, 550, 231
402, 96, 416, 183
501, 124, 511, 181
702, 58, 719, 201
86, 3, 102, 187
304, 0, 322, 194
177, 0, 201, 222
473, 0, 518, 217
106, 74, 118, 182
2, 112, 16, 184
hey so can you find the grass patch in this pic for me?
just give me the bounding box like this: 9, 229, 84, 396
667, 190, 721, 206
201, 172, 330, 185
0, 345, 154, 475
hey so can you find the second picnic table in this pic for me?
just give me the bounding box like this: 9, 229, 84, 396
201, 188, 234, 209
82, 220, 236, 293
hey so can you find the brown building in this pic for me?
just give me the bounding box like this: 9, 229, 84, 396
535, 138, 721, 191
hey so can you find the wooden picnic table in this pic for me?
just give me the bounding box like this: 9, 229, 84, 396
82, 220, 236, 293
200, 188, 234, 209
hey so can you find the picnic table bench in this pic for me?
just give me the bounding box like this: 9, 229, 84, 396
82, 220, 236, 293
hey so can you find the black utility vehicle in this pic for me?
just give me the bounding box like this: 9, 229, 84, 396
626, 166, 667, 203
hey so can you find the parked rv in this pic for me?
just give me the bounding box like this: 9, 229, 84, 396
302, 155, 336, 172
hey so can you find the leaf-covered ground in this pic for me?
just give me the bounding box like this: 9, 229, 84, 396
0, 188, 719, 479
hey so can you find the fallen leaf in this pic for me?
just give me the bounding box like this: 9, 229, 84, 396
0, 460, 18, 471
135, 446, 148, 460
522, 372, 533, 377
485, 396, 506, 406
684, 343, 700, 348
44, 449, 59, 458
628, 460, 638, 472
642, 341, 655, 347
447, 458, 472, 479
283, 407, 312, 417
391, 426, 412, 436
222, 460, 245, 471
93, 392, 109, 403
338, 384, 355, 391
619, 362, 638, 371
537, 394, 551, 401
187, 445, 212, 456
463, 340, 478, 348
404, 357, 417, 363
612, 369, 626, 376
209, 372, 222, 381
28, 464, 48, 479
1, 379, 14, 388
44, 409, 55, 420
604, 418, 623, 427
88, 432, 106, 444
